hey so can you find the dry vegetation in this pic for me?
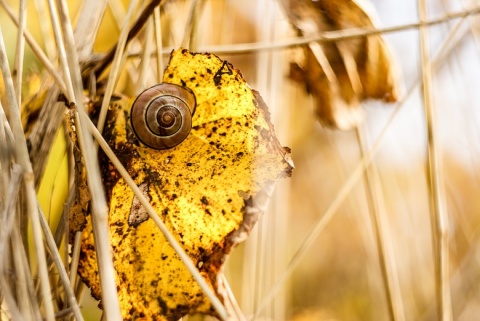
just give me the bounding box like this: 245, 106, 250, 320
1, 0, 480, 320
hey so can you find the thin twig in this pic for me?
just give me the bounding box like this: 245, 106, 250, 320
417, 1, 452, 321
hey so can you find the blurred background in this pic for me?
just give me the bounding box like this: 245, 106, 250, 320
2, 0, 480, 320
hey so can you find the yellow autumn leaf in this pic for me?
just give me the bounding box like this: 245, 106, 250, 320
70, 49, 293, 320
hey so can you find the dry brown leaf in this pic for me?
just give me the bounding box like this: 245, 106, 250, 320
282, 0, 400, 130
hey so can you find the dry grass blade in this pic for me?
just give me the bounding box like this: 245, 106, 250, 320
252, 106, 402, 319
73, 0, 109, 61
38, 206, 84, 321
355, 127, 405, 321
0, 165, 23, 321
0, 28, 55, 321
55, 0, 84, 98
45, 0, 75, 101
73, 107, 123, 321
13, 0, 26, 105
219, 274, 246, 321
136, 18, 154, 93
182, 0, 205, 51
0, 103, 14, 193
153, 6, 164, 82
11, 220, 43, 321
252, 11, 473, 316
92, 0, 163, 80
0, 0, 67, 93
69, 231, 82, 288
155, 6, 480, 55
32, 0, 56, 60
3, 2, 476, 320
417, 1, 452, 320
96, 0, 139, 135
49, 0, 123, 318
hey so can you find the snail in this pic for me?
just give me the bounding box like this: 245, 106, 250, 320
130, 83, 196, 150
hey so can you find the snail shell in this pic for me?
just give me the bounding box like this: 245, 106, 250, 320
130, 83, 196, 150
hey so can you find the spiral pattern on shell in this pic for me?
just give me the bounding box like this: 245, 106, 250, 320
130, 83, 196, 149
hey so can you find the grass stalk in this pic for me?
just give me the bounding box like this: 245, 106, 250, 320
182, 0, 205, 51
355, 126, 405, 321
220, 274, 246, 321
72, 107, 123, 321
0, 29, 56, 321
0, 0, 67, 93
153, 6, 164, 82
96, 0, 139, 135
92, 0, 164, 79
11, 224, 32, 320
32, 0, 56, 60
38, 206, 84, 321
12, 223, 43, 321
136, 17, 154, 93
0, 165, 24, 321
13, 0, 26, 106
45, 0, 75, 101
127, 6, 480, 56
73, 0, 109, 61
251, 12, 471, 316
54, 0, 124, 318
417, 1, 452, 320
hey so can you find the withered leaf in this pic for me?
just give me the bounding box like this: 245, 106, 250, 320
69, 49, 293, 320
283, 0, 400, 130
